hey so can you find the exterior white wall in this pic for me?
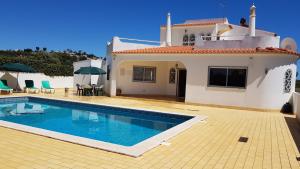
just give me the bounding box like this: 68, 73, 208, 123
220, 24, 276, 40
110, 53, 297, 110
116, 61, 185, 95
73, 59, 104, 88
73, 59, 103, 71
195, 36, 280, 49
160, 25, 215, 45
183, 55, 296, 110
160, 23, 278, 47
109, 37, 160, 52
104, 36, 161, 96
103, 36, 161, 95
0, 72, 73, 89
293, 92, 300, 122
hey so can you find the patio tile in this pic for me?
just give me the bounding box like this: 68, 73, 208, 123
0, 90, 299, 168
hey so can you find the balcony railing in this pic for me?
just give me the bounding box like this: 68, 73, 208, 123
119, 37, 161, 45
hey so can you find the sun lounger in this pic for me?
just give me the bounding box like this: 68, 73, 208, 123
0, 80, 13, 94
25, 80, 39, 93
41, 80, 55, 93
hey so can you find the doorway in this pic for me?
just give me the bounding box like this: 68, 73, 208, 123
177, 69, 186, 99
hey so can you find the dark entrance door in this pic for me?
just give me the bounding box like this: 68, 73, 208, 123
177, 69, 187, 98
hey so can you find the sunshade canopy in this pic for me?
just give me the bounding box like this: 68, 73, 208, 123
1, 63, 36, 73
74, 67, 106, 75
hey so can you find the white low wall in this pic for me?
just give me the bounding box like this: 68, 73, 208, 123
0, 71, 73, 90
109, 37, 160, 52
293, 92, 300, 122
73, 59, 105, 88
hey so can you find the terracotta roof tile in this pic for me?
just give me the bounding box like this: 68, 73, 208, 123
112, 46, 300, 57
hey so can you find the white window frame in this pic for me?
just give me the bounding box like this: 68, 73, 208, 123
132, 66, 156, 83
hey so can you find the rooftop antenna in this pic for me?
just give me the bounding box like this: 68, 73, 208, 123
281, 37, 298, 51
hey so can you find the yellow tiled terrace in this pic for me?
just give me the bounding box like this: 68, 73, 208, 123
0, 89, 300, 169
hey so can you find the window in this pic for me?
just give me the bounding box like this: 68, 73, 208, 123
284, 69, 292, 93
107, 65, 110, 80
227, 69, 247, 87
133, 66, 156, 82
208, 67, 247, 88
209, 68, 227, 86
169, 68, 176, 84
189, 34, 195, 46
201, 33, 205, 40
206, 33, 212, 41
183, 34, 189, 46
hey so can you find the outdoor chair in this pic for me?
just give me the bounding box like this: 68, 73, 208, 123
93, 85, 104, 96
82, 85, 93, 96
41, 80, 55, 94
25, 80, 39, 93
0, 80, 13, 94
76, 84, 84, 95
1, 79, 8, 86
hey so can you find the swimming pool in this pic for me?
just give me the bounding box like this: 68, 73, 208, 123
0, 96, 205, 157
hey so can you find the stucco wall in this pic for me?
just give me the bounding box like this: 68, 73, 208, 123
160, 25, 215, 45
293, 92, 300, 122
183, 55, 296, 109
0, 72, 73, 90
73, 59, 104, 88
110, 37, 159, 52
110, 53, 297, 110
160, 23, 277, 46
116, 61, 185, 95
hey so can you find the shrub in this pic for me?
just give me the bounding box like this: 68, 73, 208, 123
0, 49, 91, 76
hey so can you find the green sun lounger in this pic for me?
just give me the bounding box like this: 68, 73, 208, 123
25, 80, 39, 93
0, 80, 13, 94
41, 80, 55, 93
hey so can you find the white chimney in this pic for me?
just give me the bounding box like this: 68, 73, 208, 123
249, 4, 256, 37
166, 12, 172, 46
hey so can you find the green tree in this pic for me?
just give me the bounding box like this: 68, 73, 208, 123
0, 48, 96, 76
24, 48, 33, 53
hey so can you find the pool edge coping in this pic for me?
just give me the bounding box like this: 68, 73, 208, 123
0, 95, 207, 157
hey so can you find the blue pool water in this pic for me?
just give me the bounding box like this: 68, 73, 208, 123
0, 97, 192, 146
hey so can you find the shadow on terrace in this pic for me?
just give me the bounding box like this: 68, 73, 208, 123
285, 115, 300, 153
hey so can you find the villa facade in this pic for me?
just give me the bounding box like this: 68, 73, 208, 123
105, 5, 299, 110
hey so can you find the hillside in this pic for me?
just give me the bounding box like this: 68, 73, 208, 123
0, 48, 98, 76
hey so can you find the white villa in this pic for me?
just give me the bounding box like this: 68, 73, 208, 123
105, 5, 299, 110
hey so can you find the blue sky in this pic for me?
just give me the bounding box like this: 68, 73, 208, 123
0, 0, 299, 58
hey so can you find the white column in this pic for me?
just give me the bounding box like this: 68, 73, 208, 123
166, 13, 172, 46
109, 61, 117, 96
249, 4, 256, 37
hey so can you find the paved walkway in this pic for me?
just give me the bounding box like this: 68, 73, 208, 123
0, 90, 299, 169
